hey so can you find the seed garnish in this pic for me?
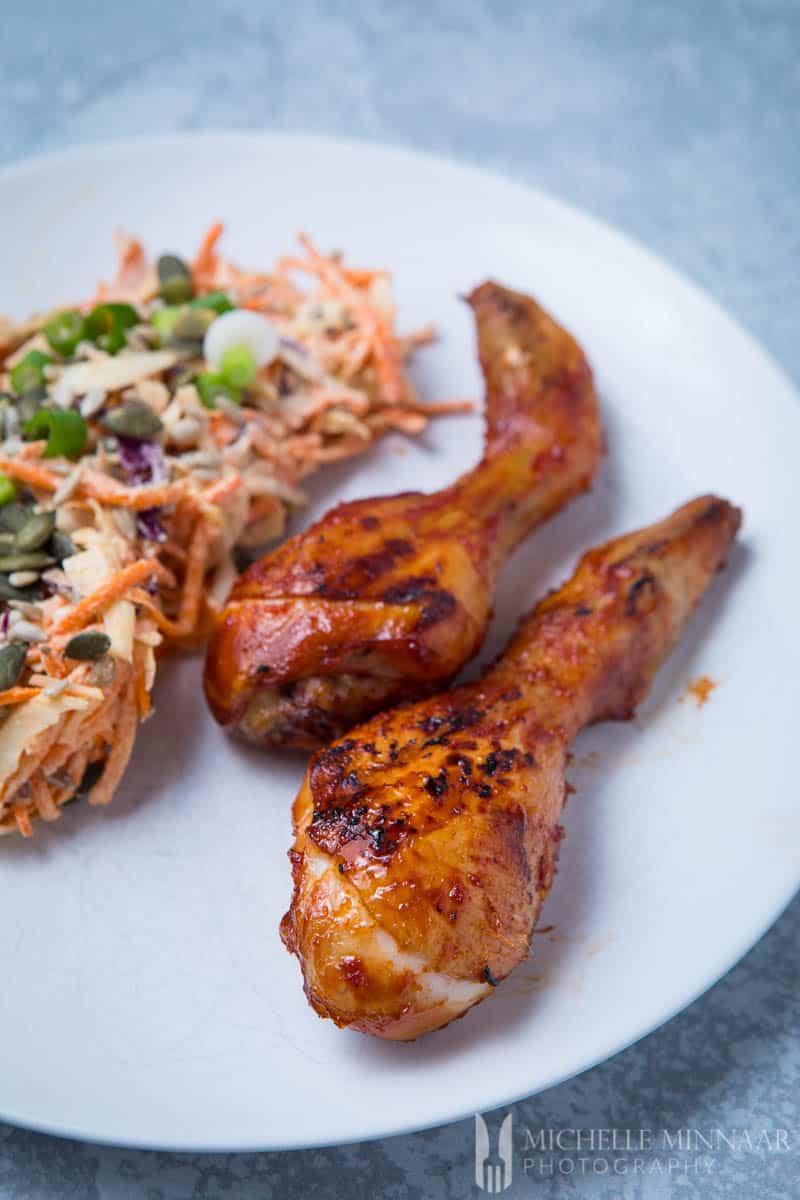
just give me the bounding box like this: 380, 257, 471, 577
63, 630, 112, 661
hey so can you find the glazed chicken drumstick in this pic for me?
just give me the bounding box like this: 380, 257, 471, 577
204, 283, 603, 747
282, 495, 741, 1039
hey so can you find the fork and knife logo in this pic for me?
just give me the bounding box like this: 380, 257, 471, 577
475, 1112, 514, 1192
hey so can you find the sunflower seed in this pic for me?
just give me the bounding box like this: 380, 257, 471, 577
168, 416, 202, 446
9, 620, 45, 643
112, 509, 136, 539
215, 394, 247, 425
79, 389, 106, 419
91, 656, 117, 687
0, 551, 54, 572
8, 601, 43, 620
176, 449, 222, 470
51, 462, 85, 508
43, 677, 70, 698
0, 576, 41, 603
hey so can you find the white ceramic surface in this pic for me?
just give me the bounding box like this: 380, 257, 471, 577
0, 132, 797, 1152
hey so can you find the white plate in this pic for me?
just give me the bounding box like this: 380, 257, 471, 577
0, 132, 798, 1152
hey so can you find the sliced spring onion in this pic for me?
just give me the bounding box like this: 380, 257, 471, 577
44, 310, 87, 357
0, 474, 16, 507
151, 305, 182, 339
10, 350, 51, 396
24, 408, 88, 459
190, 291, 234, 315
203, 309, 279, 371
86, 303, 139, 354
219, 344, 257, 389
194, 372, 242, 410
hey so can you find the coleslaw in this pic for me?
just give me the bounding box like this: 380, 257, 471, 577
0, 225, 466, 834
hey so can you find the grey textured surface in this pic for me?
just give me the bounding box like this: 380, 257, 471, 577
1, 1, 799, 1196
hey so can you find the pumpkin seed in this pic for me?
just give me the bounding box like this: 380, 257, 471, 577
0, 501, 33, 534
0, 551, 54, 572
63, 630, 111, 661
0, 577, 42, 603
8, 571, 39, 588
15, 511, 55, 552
50, 530, 77, 561
157, 254, 191, 283
157, 255, 194, 306
101, 400, 163, 440
169, 307, 215, 343
15, 386, 48, 425
0, 642, 27, 690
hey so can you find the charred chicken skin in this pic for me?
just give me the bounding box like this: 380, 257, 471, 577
281, 496, 741, 1039
204, 283, 603, 748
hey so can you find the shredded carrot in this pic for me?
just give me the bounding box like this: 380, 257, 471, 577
0, 224, 461, 833
127, 513, 212, 640
80, 471, 189, 511
281, 233, 407, 405
146, 516, 211, 638
19, 440, 48, 460
0, 687, 41, 707
89, 675, 138, 806
247, 493, 282, 522
413, 399, 475, 416
203, 473, 242, 505
135, 667, 151, 719
191, 219, 224, 280
54, 559, 174, 636
14, 806, 33, 838
208, 410, 241, 447
34, 778, 60, 822
90, 232, 153, 305
0, 459, 190, 511
0, 457, 60, 491
114, 232, 148, 289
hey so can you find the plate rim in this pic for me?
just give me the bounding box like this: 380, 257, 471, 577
0, 128, 798, 1153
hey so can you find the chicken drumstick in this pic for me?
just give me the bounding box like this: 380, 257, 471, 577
281, 496, 741, 1039
204, 283, 603, 747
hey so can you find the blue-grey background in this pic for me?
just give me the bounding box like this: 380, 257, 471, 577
1, 1, 798, 1196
